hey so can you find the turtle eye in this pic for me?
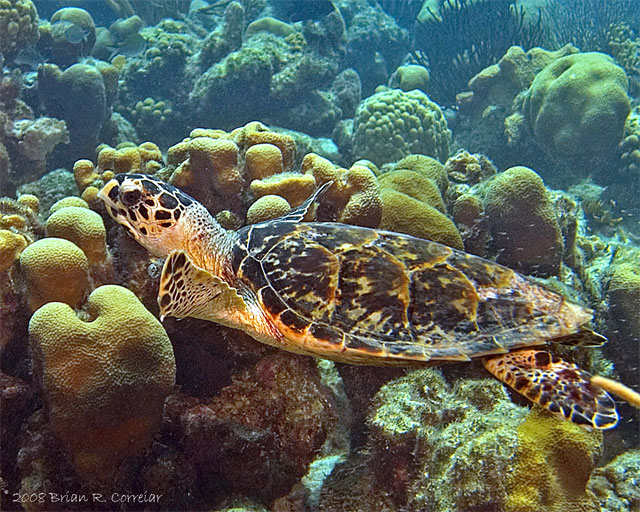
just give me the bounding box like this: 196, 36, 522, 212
122, 189, 142, 206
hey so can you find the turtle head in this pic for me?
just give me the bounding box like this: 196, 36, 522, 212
98, 174, 203, 257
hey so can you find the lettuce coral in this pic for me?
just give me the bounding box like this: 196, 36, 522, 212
352, 88, 450, 166
28, 285, 176, 483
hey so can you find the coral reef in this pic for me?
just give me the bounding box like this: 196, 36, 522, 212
28, 285, 176, 484
0, 0, 38, 58
352, 88, 451, 166
504, 407, 603, 512
246, 194, 291, 224
589, 449, 640, 512
484, 166, 564, 276
523, 52, 630, 158
179, 354, 336, 503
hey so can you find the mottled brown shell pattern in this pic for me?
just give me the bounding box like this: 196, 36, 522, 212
230, 221, 589, 364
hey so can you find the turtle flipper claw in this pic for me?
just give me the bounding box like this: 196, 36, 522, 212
483, 350, 619, 430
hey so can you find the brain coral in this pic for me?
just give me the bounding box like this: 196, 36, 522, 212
19, 237, 89, 311
0, 0, 38, 56
484, 166, 563, 276
352, 88, 450, 166
504, 407, 602, 512
524, 52, 630, 157
28, 285, 176, 483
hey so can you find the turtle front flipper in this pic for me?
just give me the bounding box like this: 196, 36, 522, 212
483, 350, 619, 430
158, 250, 248, 322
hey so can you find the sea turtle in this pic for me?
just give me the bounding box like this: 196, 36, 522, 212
98, 174, 619, 430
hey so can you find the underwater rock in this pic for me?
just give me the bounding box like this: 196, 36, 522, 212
352, 88, 450, 167
484, 166, 564, 277
589, 449, 640, 512
180, 353, 336, 503
28, 285, 176, 484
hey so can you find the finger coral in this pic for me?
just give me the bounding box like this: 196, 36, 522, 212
352, 88, 451, 166
28, 285, 176, 484
0, 0, 38, 57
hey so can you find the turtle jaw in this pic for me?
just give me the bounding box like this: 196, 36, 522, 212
98, 175, 187, 258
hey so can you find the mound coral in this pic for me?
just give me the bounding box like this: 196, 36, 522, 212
504, 407, 602, 512
302, 153, 382, 228
0, 229, 27, 273
352, 88, 450, 166
378, 188, 462, 250
484, 166, 563, 276
246, 195, 291, 224
37, 7, 96, 67
0, 0, 38, 57
38, 62, 109, 159
45, 206, 108, 265
19, 237, 89, 311
523, 52, 630, 158
28, 285, 176, 483
393, 154, 449, 193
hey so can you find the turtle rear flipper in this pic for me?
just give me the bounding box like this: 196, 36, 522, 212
483, 350, 619, 430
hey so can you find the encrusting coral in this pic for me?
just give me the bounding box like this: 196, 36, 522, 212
28, 285, 176, 484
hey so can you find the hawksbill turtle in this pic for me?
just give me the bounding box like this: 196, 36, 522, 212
98, 174, 620, 430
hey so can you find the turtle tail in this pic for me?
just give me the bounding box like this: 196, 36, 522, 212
483, 350, 619, 430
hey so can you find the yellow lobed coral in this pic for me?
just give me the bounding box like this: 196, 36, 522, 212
28, 285, 176, 483
187, 137, 243, 196
505, 406, 602, 512
45, 206, 108, 265
0, 229, 28, 272
302, 153, 382, 228
246, 194, 291, 224
250, 172, 317, 208
245, 143, 284, 181
19, 237, 89, 311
